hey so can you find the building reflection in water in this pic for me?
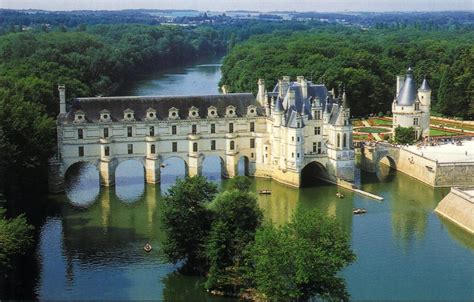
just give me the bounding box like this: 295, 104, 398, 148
115, 160, 145, 203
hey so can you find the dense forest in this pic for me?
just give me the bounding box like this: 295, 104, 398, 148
220, 27, 474, 118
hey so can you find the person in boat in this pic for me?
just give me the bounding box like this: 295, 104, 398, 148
144, 243, 152, 253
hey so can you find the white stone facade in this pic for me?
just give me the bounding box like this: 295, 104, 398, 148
392, 68, 431, 140
49, 76, 355, 192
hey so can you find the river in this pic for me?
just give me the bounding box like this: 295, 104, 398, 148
4, 56, 473, 301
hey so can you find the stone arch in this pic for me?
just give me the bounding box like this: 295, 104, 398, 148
114, 159, 146, 203
300, 161, 331, 187
160, 155, 189, 179
376, 155, 396, 170
238, 156, 250, 176
63, 161, 100, 207
202, 155, 226, 180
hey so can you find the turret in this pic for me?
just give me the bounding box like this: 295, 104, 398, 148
257, 78, 265, 106
273, 97, 284, 127
58, 84, 66, 114
418, 78, 431, 107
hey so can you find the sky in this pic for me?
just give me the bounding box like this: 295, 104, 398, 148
1, 0, 472, 12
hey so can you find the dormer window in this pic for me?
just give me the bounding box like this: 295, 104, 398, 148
146, 108, 157, 120
188, 106, 199, 119
226, 105, 236, 118
207, 106, 218, 118
415, 102, 420, 111
123, 108, 135, 121
247, 105, 257, 117
100, 109, 111, 122
74, 110, 86, 123
169, 107, 179, 120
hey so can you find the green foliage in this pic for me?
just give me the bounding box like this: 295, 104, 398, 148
394, 126, 415, 144
220, 27, 473, 119
246, 209, 356, 301
161, 176, 217, 273
205, 189, 263, 291
0, 207, 34, 269
227, 176, 252, 192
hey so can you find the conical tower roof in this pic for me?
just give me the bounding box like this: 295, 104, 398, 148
397, 68, 417, 106
419, 78, 431, 91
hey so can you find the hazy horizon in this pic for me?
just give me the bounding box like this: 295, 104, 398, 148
1, 0, 472, 13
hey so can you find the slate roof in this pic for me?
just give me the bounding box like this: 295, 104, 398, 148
66, 93, 261, 122
397, 71, 417, 106
272, 79, 335, 128
419, 78, 431, 91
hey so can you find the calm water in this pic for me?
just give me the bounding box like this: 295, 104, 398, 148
6, 57, 474, 301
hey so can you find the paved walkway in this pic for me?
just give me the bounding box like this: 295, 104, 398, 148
361, 120, 383, 141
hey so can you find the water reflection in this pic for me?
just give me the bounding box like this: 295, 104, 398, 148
201, 156, 224, 185
64, 162, 100, 207
160, 157, 187, 192
115, 160, 145, 203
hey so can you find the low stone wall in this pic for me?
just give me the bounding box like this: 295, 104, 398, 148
435, 162, 474, 187
396, 148, 437, 186
435, 187, 474, 234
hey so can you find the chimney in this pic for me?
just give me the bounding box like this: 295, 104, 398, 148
257, 78, 265, 106
281, 76, 290, 97
396, 75, 405, 97
58, 84, 66, 114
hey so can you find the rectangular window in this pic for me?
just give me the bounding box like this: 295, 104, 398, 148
193, 142, 198, 152
297, 137, 300, 142
78, 146, 84, 157
292, 136, 295, 142
230, 141, 235, 150
103, 128, 109, 138
149, 126, 155, 136
104, 146, 110, 156
150, 144, 156, 154
211, 140, 216, 150
211, 123, 216, 134
229, 123, 234, 133
192, 124, 197, 134
292, 152, 294, 158
314, 127, 321, 135
414, 118, 419, 126
127, 144, 133, 154
316, 110, 322, 120
172, 142, 178, 152
172, 125, 177, 135
313, 142, 317, 152
250, 122, 255, 132
127, 126, 132, 137
78, 129, 83, 139
297, 153, 300, 158
318, 142, 322, 154
250, 138, 255, 148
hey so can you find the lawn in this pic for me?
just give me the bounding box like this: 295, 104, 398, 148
372, 118, 392, 126
430, 128, 461, 136
353, 134, 368, 140
356, 127, 390, 134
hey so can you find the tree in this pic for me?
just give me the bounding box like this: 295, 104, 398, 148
0, 206, 34, 270
394, 126, 415, 144
246, 209, 356, 301
227, 175, 252, 192
205, 189, 263, 291
161, 176, 218, 274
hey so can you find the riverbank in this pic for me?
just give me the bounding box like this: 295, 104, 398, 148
435, 187, 474, 234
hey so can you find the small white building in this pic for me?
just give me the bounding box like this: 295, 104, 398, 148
49, 76, 355, 192
392, 67, 431, 140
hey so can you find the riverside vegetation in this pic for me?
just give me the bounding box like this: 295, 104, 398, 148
161, 176, 356, 301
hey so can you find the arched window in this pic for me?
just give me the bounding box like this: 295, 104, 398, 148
193, 142, 198, 152
230, 141, 235, 150
343, 133, 347, 148
337, 133, 341, 148
150, 144, 156, 154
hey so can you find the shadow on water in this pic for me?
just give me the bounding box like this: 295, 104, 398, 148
115, 160, 145, 203
64, 162, 100, 207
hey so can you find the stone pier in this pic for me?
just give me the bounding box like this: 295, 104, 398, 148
435, 187, 474, 234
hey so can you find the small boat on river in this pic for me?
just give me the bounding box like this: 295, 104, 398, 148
353, 208, 367, 215
143, 243, 152, 253
258, 190, 272, 195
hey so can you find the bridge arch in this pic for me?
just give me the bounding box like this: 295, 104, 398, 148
202, 155, 225, 181
115, 159, 145, 203
64, 161, 100, 207
300, 161, 330, 187
238, 156, 250, 176
375, 155, 397, 182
